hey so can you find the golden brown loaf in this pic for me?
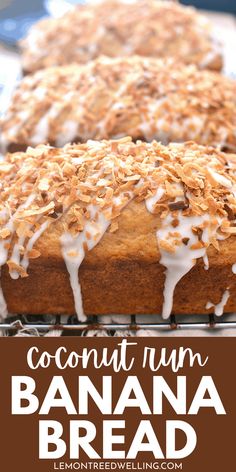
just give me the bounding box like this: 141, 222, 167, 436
1, 57, 236, 153
1, 138, 236, 320
20, 0, 222, 74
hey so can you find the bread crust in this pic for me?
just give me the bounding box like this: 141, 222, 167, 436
1, 201, 236, 316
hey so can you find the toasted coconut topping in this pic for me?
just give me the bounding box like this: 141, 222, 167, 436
2, 56, 235, 153
0, 139, 236, 250
0, 139, 236, 319
20, 0, 222, 74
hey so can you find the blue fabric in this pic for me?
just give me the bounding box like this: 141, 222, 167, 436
181, 1, 236, 14
0, 0, 47, 45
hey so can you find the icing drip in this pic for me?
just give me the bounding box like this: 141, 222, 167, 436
31, 91, 80, 147
10, 236, 28, 279
206, 290, 230, 317
22, 220, 50, 272
0, 220, 13, 267
61, 191, 132, 321
0, 195, 35, 267
145, 187, 165, 212
30, 106, 59, 144
232, 264, 236, 274
146, 187, 222, 319
8, 194, 37, 280
0, 193, 46, 317
61, 206, 110, 321
157, 213, 213, 319
0, 270, 7, 320
203, 254, 209, 270
56, 120, 79, 147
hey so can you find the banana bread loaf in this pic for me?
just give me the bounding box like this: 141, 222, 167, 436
20, 0, 222, 74
0, 138, 236, 320
1, 57, 235, 153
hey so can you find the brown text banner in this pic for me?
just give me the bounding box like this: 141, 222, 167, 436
0, 338, 234, 471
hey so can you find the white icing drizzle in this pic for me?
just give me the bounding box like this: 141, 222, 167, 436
145, 187, 223, 319
158, 213, 212, 319
0, 270, 7, 320
145, 187, 164, 212
30, 110, 55, 145
206, 289, 230, 317
203, 253, 209, 271
209, 167, 236, 280
139, 102, 214, 147
34, 87, 47, 100
61, 205, 110, 321
10, 236, 28, 280
56, 120, 79, 147
0, 221, 13, 267
0, 193, 50, 317
8, 194, 37, 280
21, 220, 50, 271
0, 193, 36, 272
30, 91, 81, 147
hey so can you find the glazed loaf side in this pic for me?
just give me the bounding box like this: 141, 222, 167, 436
20, 0, 222, 74
1, 57, 236, 153
1, 200, 236, 316
1, 140, 236, 320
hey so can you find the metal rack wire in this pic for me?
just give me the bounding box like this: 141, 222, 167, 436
1, 313, 236, 336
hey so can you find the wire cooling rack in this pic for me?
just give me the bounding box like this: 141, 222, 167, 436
1, 313, 236, 336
